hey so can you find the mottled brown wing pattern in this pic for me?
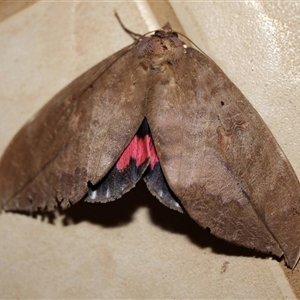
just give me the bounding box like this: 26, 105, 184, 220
0, 45, 146, 212
147, 47, 300, 268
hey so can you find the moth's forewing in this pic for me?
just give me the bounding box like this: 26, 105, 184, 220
146, 46, 300, 268
0, 46, 146, 211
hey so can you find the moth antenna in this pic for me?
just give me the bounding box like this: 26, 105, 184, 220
176, 32, 212, 61
115, 14, 212, 63
115, 12, 159, 42
115, 12, 142, 41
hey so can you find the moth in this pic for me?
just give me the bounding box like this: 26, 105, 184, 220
1, 18, 300, 269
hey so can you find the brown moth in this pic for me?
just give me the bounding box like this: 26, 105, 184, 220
1, 20, 300, 269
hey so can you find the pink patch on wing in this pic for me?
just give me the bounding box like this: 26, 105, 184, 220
116, 135, 159, 171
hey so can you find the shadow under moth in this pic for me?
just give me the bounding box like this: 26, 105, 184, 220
1, 18, 300, 269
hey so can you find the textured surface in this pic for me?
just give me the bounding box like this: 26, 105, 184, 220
0, 2, 299, 299
0, 46, 146, 211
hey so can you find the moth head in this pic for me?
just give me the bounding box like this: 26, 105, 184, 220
137, 25, 186, 70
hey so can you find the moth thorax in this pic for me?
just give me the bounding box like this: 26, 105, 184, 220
138, 36, 185, 67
